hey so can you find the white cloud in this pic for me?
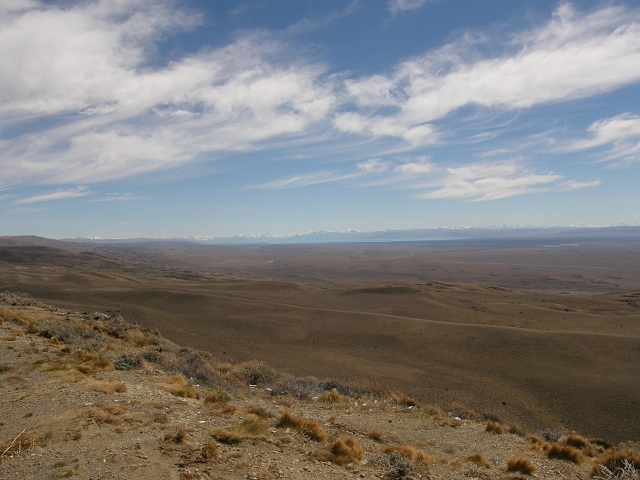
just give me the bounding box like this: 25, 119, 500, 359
0, 2, 335, 186
357, 158, 391, 174
90, 193, 140, 202
14, 186, 91, 204
563, 113, 640, 164
256, 171, 360, 189
419, 162, 563, 201
337, 4, 640, 145
388, 0, 431, 14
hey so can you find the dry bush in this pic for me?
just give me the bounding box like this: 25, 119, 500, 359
465, 453, 493, 469
319, 388, 349, 404
51, 457, 82, 478
41, 349, 113, 375
0, 429, 45, 463
210, 428, 243, 445
210, 416, 269, 444
0, 307, 31, 325
87, 379, 127, 394
245, 406, 270, 418
159, 374, 200, 399
230, 360, 281, 386
165, 428, 188, 444
560, 434, 596, 456
367, 430, 384, 442
239, 417, 270, 436
547, 443, 583, 464
506, 457, 536, 475
592, 447, 640, 478
384, 445, 442, 464
486, 420, 505, 434
25, 323, 39, 334
276, 409, 327, 442
203, 390, 230, 404
123, 330, 151, 347
0, 364, 12, 373
85, 404, 127, 425
200, 441, 218, 460
215, 363, 233, 373
328, 437, 364, 466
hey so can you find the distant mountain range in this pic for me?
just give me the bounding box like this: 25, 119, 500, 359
63, 225, 640, 245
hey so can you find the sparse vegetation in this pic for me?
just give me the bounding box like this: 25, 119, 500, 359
327, 436, 364, 465
547, 443, 583, 464
383, 445, 442, 464
465, 453, 493, 469
1, 292, 637, 480
506, 457, 537, 475
486, 420, 505, 434
158, 373, 200, 399
592, 447, 640, 478
276, 409, 328, 441
87, 379, 127, 394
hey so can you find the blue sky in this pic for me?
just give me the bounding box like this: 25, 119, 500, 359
1, 0, 639, 238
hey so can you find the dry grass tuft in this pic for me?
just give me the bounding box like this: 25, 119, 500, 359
164, 428, 188, 444
328, 437, 364, 466
547, 443, 583, 464
485, 420, 505, 434
319, 388, 348, 404
230, 360, 281, 386
210, 428, 244, 445
0, 429, 45, 463
592, 447, 640, 478
245, 406, 270, 418
506, 457, 536, 475
87, 379, 127, 394
465, 453, 493, 469
84, 404, 127, 425
203, 390, 230, 404
276, 409, 328, 442
367, 430, 384, 442
210, 416, 270, 444
123, 330, 151, 347
384, 445, 442, 464
41, 349, 113, 375
201, 440, 218, 460
159, 374, 200, 399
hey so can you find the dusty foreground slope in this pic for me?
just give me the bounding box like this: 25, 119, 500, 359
1, 293, 639, 480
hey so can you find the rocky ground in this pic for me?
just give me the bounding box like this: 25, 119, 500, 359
1, 292, 638, 480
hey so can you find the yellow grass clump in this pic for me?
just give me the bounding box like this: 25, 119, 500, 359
465, 453, 493, 469
547, 443, 583, 464
485, 420, 504, 434
159, 374, 200, 399
506, 457, 537, 475
384, 445, 443, 465
328, 437, 364, 466
591, 446, 640, 478
276, 409, 328, 442
87, 379, 127, 394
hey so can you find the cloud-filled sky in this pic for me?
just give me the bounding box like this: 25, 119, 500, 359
1, 0, 639, 238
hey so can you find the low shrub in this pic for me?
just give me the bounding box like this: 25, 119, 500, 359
485, 420, 504, 434
465, 453, 492, 469
592, 447, 640, 478
276, 409, 327, 442
547, 443, 583, 464
328, 437, 364, 465
506, 457, 536, 475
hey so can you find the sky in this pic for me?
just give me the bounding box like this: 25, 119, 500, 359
1, 0, 640, 239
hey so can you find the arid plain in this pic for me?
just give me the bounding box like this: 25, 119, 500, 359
1, 232, 639, 444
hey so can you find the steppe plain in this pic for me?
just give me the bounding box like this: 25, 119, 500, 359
1, 231, 639, 448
